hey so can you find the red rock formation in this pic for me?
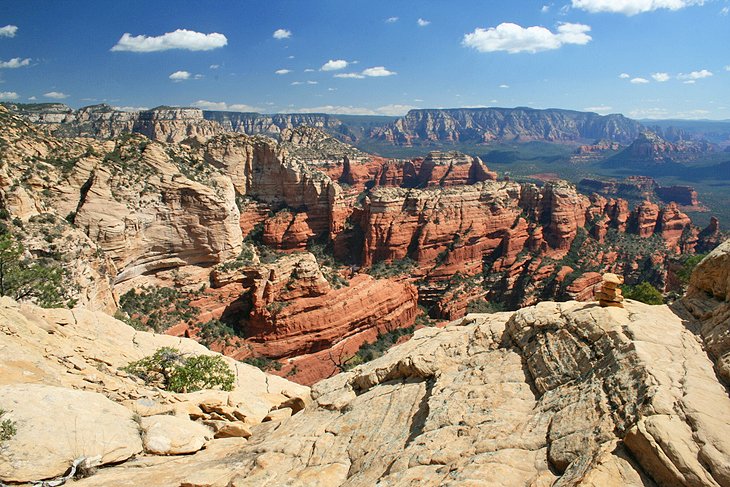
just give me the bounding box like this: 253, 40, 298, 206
697, 216, 722, 253
565, 272, 603, 301
243, 258, 418, 360
413, 151, 497, 187
540, 181, 589, 253
657, 202, 693, 252
262, 211, 316, 251
632, 199, 660, 238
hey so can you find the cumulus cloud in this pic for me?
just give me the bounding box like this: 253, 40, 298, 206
619, 73, 631, 79
630, 77, 650, 84
0, 91, 19, 100
417, 18, 431, 27
721, 6, 729, 15
651, 72, 670, 82
683, 80, 696, 84
362, 66, 396, 77
334, 73, 365, 79
541, 5, 551, 12
273, 29, 291, 40
499, 84, 510, 88
386, 16, 399, 23
192, 100, 260, 112
0, 57, 31, 69
209, 64, 220, 69
677, 69, 712, 80
321, 59, 349, 71
291, 80, 318, 86
0, 25, 18, 38
169, 70, 191, 81
462, 22, 591, 54
571, 0, 704, 15
44, 91, 68, 99
275, 69, 291, 75
111, 29, 227, 52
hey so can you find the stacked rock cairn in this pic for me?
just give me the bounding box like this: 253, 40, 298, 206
596, 273, 624, 308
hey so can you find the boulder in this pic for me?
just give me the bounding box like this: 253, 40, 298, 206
141, 415, 212, 455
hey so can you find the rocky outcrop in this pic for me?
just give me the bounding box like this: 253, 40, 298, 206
0, 296, 309, 483
372, 107, 642, 145
656, 185, 699, 206
410, 151, 497, 187
607, 131, 715, 167
72, 298, 730, 486
4, 103, 222, 143
679, 239, 730, 385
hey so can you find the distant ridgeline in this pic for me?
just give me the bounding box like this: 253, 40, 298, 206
4, 103, 729, 149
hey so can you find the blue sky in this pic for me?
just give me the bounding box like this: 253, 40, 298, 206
0, 0, 728, 119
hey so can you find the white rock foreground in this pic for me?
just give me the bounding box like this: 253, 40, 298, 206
1, 241, 729, 486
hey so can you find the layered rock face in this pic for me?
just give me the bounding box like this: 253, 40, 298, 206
0, 296, 309, 483
0, 108, 243, 297
73, 294, 730, 486
372, 107, 642, 145
5, 103, 222, 143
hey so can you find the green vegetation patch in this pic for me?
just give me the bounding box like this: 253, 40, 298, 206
117, 286, 199, 332
122, 347, 235, 393
622, 282, 664, 305
0, 409, 17, 442
345, 326, 415, 370
367, 257, 417, 279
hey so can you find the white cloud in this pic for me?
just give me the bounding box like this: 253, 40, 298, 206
321, 59, 349, 71
462, 22, 591, 54
386, 16, 399, 23
273, 29, 291, 40
44, 91, 69, 99
111, 29, 227, 52
304, 68, 315, 72
499, 84, 510, 88
417, 18, 431, 27
291, 81, 303, 85
584, 105, 613, 113
571, 0, 704, 15
0, 25, 18, 38
275, 69, 291, 75
677, 69, 713, 80
209, 64, 220, 69
619, 72, 631, 79
630, 77, 650, 83
292, 81, 318, 86
288, 55, 295, 59
683, 79, 696, 84
725, 65, 730, 71
192, 100, 260, 112
27, 96, 36, 100
362, 66, 396, 77
169, 70, 191, 81
628, 107, 670, 118
0, 57, 31, 69
334, 73, 365, 79
0, 91, 19, 100
541, 5, 551, 12
307, 80, 318, 85
651, 72, 670, 82
721, 6, 729, 15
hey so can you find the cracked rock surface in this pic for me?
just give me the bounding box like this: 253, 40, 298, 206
76, 297, 730, 486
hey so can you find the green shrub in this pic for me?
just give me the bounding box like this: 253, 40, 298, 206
367, 258, 417, 279
242, 356, 283, 371
623, 282, 664, 305
118, 286, 198, 332
0, 232, 68, 308
198, 318, 241, 347
123, 347, 234, 393
676, 253, 706, 285
466, 299, 504, 314
0, 409, 17, 442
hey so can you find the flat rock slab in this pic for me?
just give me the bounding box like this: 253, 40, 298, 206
0, 383, 143, 483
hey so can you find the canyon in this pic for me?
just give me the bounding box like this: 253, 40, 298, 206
0, 105, 725, 387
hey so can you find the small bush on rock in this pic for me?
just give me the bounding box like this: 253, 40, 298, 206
123, 347, 235, 393
623, 282, 664, 305
0, 409, 17, 441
